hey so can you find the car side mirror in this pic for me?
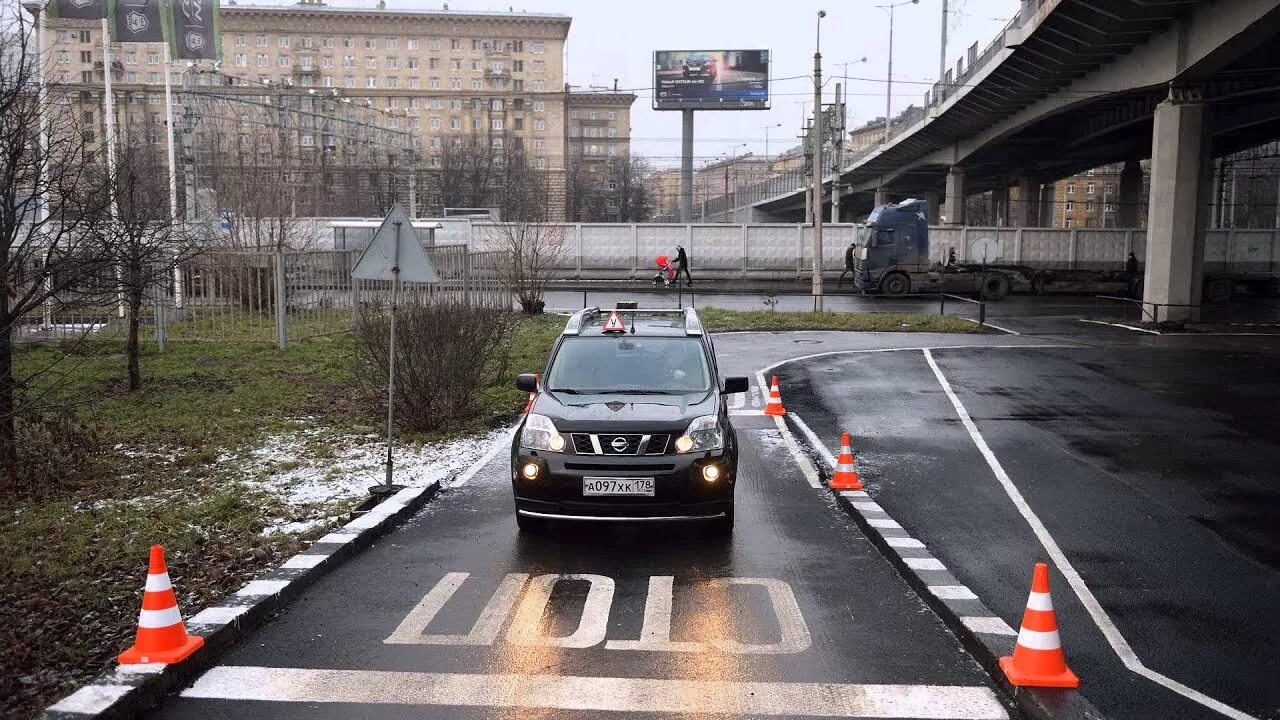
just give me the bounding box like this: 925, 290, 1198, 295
515, 373, 538, 393
721, 376, 749, 394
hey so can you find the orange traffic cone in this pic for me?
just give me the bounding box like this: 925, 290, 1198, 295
830, 433, 864, 490
763, 375, 786, 416
118, 545, 204, 665
999, 563, 1079, 688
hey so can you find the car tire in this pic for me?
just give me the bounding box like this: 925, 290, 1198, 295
515, 512, 544, 533
881, 272, 911, 296
981, 273, 1011, 301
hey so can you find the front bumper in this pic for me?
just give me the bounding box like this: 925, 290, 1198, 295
511, 448, 735, 520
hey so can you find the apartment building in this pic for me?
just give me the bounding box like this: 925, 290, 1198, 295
1054, 164, 1123, 228
40, 0, 635, 217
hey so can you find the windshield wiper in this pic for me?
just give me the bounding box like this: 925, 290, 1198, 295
598, 389, 677, 395
548, 387, 583, 394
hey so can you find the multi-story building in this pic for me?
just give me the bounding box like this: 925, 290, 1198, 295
39, 0, 634, 218
565, 90, 634, 164
1053, 164, 1123, 229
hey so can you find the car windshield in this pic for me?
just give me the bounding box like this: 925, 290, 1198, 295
547, 336, 712, 394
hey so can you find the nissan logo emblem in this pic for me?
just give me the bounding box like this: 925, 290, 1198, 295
610, 437, 629, 452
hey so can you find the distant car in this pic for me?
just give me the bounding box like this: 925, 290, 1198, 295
682, 54, 718, 81
510, 306, 748, 535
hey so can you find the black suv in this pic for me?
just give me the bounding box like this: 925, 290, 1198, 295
511, 306, 748, 534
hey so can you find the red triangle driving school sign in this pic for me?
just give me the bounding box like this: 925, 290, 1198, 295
602, 310, 627, 333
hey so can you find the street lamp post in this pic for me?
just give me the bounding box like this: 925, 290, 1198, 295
761, 122, 781, 163
879, 0, 918, 143
812, 10, 826, 311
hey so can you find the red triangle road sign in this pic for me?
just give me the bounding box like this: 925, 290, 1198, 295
602, 310, 627, 333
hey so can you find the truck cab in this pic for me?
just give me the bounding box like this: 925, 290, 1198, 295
856, 198, 931, 295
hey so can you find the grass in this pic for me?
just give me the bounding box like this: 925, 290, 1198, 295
698, 307, 982, 333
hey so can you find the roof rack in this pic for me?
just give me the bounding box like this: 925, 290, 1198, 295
561, 306, 703, 336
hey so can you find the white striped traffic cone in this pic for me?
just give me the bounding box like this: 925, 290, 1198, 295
830, 432, 863, 490
999, 562, 1079, 688
118, 545, 204, 664
763, 375, 786, 416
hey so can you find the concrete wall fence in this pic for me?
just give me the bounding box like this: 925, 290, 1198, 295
459, 223, 1280, 278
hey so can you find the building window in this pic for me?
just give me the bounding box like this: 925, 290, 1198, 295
1086, 168, 1095, 177
367, 76, 377, 88
450, 58, 461, 70
147, 72, 159, 83
300, 36, 313, 48
513, 118, 523, 130
472, 98, 483, 110
365, 57, 376, 69
532, 41, 544, 54
386, 57, 398, 69
278, 55, 291, 67
235, 53, 247, 67
1065, 183, 1074, 194
410, 97, 421, 109
492, 61, 504, 73
365, 38, 376, 49
450, 39, 461, 51
1065, 202, 1074, 212
429, 39, 441, 51
430, 77, 440, 89
257, 35, 267, 47
450, 77, 461, 90
533, 100, 544, 112
589, 111, 598, 120
407, 39, 419, 50
533, 119, 546, 131
492, 137, 504, 149
1104, 203, 1115, 212
533, 138, 544, 150
472, 79, 483, 90
491, 98, 504, 111
409, 78, 419, 89
322, 37, 333, 48
343, 37, 353, 48
608, 145, 617, 156
234, 35, 246, 47
569, 126, 580, 137
301, 134, 315, 147
492, 118, 504, 130
450, 117, 461, 130
344, 76, 355, 87
512, 79, 523, 91
532, 59, 544, 72
471, 59, 482, 71
427, 97, 440, 109
389, 97, 399, 108
512, 60, 523, 72
569, 109, 579, 119
608, 111, 617, 120
1086, 183, 1096, 195
126, 71, 137, 82
257, 54, 268, 67
323, 76, 334, 87
278, 36, 289, 48
1086, 201, 1095, 211
531, 79, 544, 91
387, 37, 398, 49
386, 77, 398, 88
429, 117, 441, 130
148, 51, 160, 64
472, 39, 482, 51
299, 55, 312, 68
608, 127, 617, 138
450, 98, 462, 109
1104, 184, 1114, 196
472, 118, 482, 130
322, 56, 333, 68
343, 56, 354, 68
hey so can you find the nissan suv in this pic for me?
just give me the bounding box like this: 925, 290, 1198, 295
511, 305, 747, 534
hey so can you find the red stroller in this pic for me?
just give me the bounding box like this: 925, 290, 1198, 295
652, 255, 676, 287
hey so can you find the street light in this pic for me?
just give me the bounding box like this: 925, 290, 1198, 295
878, 0, 918, 143
761, 122, 781, 162
812, 9, 826, 311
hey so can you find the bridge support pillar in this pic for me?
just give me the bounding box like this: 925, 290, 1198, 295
921, 191, 941, 224
992, 182, 1010, 226
1117, 160, 1142, 227
1039, 183, 1056, 228
943, 167, 966, 224
1014, 175, 1039, 227
1144, 99, 1211, 323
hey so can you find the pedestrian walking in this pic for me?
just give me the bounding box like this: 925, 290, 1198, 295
1125, 251, 1140, 297
838, 241, 856, 286
674, 244, 693, 287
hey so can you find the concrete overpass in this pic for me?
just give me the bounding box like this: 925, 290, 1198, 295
745, 0, 1280, 319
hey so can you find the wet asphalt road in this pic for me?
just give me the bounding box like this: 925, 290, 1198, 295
152, 409, 1008, 718
776, 343, 1280, 719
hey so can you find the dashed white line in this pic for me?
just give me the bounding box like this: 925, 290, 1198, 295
446, 429, 515, 488
922, 348, 1258, 720
183, 666, 1009, 718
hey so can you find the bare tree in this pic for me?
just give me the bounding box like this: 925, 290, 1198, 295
487, 146, 566, 313
565, 152, 657, 222
1, 9, 113, 474
105, 136, 199, 390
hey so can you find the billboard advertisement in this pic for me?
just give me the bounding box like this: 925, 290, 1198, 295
653, 50, 769, 110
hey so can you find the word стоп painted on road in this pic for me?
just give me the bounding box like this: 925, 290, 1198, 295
385, 573, 811, 654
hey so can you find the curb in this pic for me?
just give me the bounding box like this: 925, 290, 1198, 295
785, 414, 1108, 720
39, 480, 443, 720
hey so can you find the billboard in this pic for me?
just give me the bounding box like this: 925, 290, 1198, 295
653, 50, 769, 110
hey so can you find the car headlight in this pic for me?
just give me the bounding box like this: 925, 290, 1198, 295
521, 413, 565, 452
675, 415, 723, 453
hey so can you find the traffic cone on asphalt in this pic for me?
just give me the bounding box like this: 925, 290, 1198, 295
999, 563, 1079, 688
830, 433, 864, 490
118, 545, 204, 665
763, 375, 787, 416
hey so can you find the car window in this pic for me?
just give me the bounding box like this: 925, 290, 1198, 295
547, 336, 711, 394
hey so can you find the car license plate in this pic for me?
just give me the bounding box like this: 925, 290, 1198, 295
582, 477, 655, 497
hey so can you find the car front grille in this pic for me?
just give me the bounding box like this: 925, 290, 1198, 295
570, 433, 671, 456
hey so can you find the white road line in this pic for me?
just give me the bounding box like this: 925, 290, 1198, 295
728, 389, 746, 409
446, 429, 515, 488
959, 317, 1021, 335
922, 348, 1258, 720
183, 666, 1009, 719
1077, 318, 1162, 335
770, 416, 822, 489
787, 412, 838, 470
755, 344, 1075, 381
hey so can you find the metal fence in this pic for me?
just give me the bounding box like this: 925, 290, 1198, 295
13, 247, 512, 347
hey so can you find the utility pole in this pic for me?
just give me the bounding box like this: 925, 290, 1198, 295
812, 10, 826, 311
939, 0, 948, 87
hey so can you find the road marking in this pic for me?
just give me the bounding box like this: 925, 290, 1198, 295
48, 685, 132, 714
706, 577, 813, 654
929, 586, 979, 601
885, 537, 926, 549
385, 573, 528, 646
769, 415, 822, 489
958, 317, 1021, 335
507, 574, 615, 649
605, 576, 705, 652
446, 429, 515, 488
867, 517, 902, 529
728, 389, 745, 409
787, 412, 838, 470
182, 666, 1009, 718
1078, 318, 1161, 334
903, 557, 946, 571
922, 348, 1259, 720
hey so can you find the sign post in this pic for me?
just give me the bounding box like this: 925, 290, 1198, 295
351, 206, 440, 495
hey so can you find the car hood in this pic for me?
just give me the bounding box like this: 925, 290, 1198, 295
531, 390, 717, 433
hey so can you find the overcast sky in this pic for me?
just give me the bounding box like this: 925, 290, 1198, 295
547, 0, 1022, 167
